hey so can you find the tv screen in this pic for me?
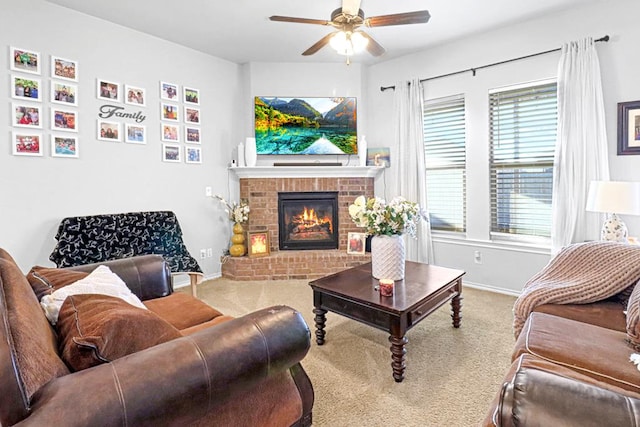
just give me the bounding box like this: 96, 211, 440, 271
254, 96, 357, 155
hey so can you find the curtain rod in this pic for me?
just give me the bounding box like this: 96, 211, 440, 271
379, 35, 610, 92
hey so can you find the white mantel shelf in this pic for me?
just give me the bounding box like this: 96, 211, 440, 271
230, 166, 384, 179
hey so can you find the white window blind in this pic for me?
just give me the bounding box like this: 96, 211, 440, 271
423, 94, 466, 232
489, 81, 557, 239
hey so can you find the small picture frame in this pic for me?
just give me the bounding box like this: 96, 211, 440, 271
51, 56, 78, 81
11, 75, 41, 102
50, 81, 78, 106
185, 126, 201, 144
161, 103, 179, 122
618, 100, 640, 155
184, 106, 200, 124
51, 134, 79, 158
347, 232, 366, 255
125, 123, 146, 144
366, 147, 391, 167
125, 85, 146, 106
185, 146, 202, 164
160, 81, 179, 101
161, 123, 180, 142
12, 103, 42, 128
51, 108, 78, 132
248, 231, 270, 258
96, 78, 120, 102
10, 46, 40, 75
12, 131, 43, 156
162, 144, 181, 162
97, 120, 121, 141
183, 87, 200, 105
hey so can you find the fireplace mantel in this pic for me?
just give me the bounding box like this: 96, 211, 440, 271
230, 165, 383, 179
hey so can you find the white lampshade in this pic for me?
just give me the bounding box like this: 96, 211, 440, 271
330, 31, 368, 56
586, 181, 640, 215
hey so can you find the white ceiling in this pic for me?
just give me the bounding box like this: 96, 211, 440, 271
45, 0, 601, 65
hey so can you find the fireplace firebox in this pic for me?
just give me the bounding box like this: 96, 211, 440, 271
278, 192, 339, 250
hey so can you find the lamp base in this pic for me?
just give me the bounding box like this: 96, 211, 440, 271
601, 213, 628, 242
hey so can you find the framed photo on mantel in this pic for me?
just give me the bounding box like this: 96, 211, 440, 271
618, 100, 640, 155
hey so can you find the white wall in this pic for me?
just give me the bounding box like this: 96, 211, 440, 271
365, 0, 640, 294
0, 0, 241, 279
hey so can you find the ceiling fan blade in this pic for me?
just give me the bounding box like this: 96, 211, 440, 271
360, 32, 386, 57
302, 32, 338, 56
269, 15, 330, 26
365, 10, 431, 27
341, 0, 362, 16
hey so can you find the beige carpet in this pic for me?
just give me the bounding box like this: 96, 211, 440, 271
186, 278, 516, 427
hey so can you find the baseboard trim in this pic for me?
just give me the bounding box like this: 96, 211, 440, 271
463, 280, 521, 297
173, 272, 221, 289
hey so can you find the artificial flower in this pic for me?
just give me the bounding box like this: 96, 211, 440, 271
349, 196, 425, 237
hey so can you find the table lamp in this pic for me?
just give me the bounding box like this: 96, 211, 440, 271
586, 181, 640, 242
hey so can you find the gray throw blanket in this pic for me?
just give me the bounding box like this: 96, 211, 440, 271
513, 241, 640, 338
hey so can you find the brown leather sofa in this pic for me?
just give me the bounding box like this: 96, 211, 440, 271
483, 297, 640, 426
0, 248, 314, 426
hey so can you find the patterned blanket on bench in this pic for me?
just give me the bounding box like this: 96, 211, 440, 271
513, 242, 640, 338
49, 211, 202, 275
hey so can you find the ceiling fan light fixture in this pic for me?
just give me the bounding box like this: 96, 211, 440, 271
330, 31, 368, 56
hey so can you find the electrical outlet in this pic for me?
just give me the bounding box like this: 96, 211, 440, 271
205, 186, 212, 197
200, 249, 206, 259
474, 250, 482, 264
206, 248, 213, 257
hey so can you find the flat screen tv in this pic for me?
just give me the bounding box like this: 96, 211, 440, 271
254, 96, 357, 155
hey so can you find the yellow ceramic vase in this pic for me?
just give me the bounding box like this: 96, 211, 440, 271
229, 222, 246, 257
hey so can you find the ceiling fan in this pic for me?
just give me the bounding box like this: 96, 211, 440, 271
269, 0, 430, 62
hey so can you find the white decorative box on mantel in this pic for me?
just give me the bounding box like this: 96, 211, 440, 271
230, 165, 384, 179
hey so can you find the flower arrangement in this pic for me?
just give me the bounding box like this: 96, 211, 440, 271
348, 195, 425, 238
214, 195, 250, 224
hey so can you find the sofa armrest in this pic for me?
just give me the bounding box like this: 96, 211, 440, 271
66, 255, 173, 300
20, 305, 311, 427
496, 366, 640, 427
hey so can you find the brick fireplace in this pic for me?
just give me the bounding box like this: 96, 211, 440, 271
221, 166, 380, 280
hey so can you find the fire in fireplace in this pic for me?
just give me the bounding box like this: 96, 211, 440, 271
278, 192, 339, 250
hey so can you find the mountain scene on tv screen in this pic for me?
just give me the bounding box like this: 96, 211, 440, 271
255, 97, 357, 155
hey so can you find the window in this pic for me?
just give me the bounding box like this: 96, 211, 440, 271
489, 81, 557, 240
423, 94, 466, 232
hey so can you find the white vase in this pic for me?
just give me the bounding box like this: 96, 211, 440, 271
358, 135, 367, 166
371, 235, 405, 280
237, 142, 245, 167
245, 137, 257, 167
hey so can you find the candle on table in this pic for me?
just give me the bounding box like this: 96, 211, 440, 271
379, 279, 394, 297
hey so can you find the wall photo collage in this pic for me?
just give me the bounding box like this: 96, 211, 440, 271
160, 81, 202, 164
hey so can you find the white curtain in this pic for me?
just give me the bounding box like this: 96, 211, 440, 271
392, 79, 434, 263
551, 37, 610, 253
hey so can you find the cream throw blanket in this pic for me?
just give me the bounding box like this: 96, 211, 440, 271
513, 242, 640, 338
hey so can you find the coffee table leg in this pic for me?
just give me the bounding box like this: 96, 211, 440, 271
389, 335, 408, 382
313, 307, 327, 345
451, 293, 463, 328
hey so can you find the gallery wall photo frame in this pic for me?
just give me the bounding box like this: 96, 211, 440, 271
97, 120, 121, 142
125, 85, 146, 107
125, 123, 146, 144
162, 144, 181, 163
12, 131, 43, 156
184, 106, 200, 124
51, 134, 79, 158
618, 100, 640, 155
183, 87, 200, 105
50, 81, 78, 106
185, 126, 201, 144
11, 75, 42, 102
96, 78, 121, 102
161, 123, 180, 142
185, 146, 202, 164
160, 81, 179, 101
247, 231, 270, 258
10, 46, 41, 75
51, 108, 77, 132
12, 103, 42, 129
161, 103, 179, 122
347, 232, 366, 255
51, 56, 78, 82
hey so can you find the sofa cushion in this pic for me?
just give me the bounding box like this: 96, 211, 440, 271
57, 294, 182, 371
27, 266, 88, 301
626, 282, 640, 350
144, 292, 225, 331
513, 312, 640, 393
533, 300, 626, 333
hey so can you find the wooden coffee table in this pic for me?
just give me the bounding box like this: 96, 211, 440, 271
309, 261, 465, 382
